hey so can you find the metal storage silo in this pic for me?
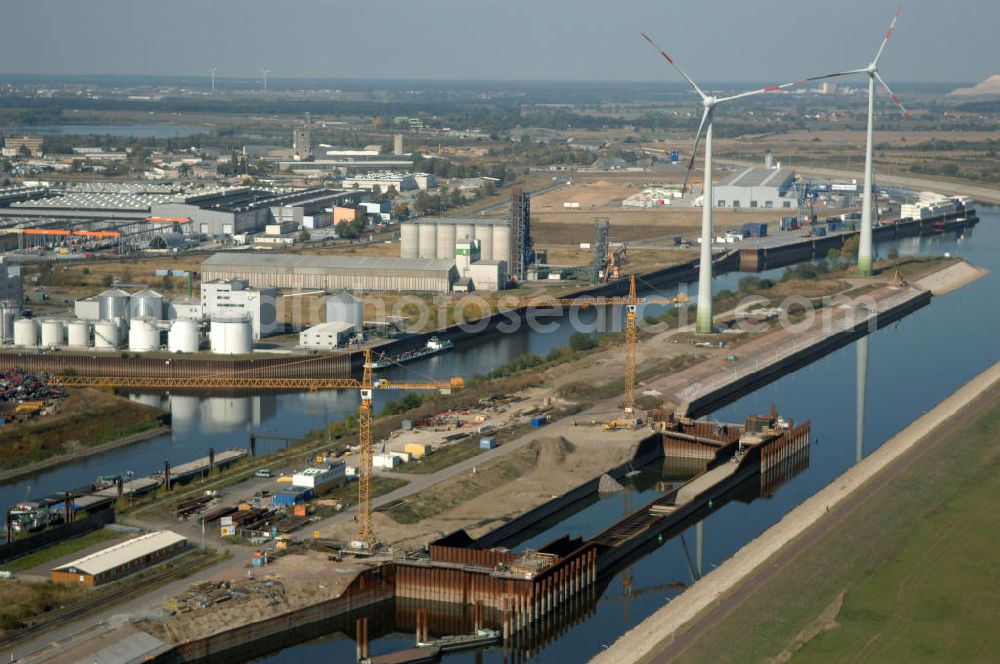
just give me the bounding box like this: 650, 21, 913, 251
325, 293, 363, 333
417, 223, 437, 259
67, 320, 90, 347
435, 223, 456, 260
13, 318, 38, 347
98, 289, 130, 321
475, 224, 494, 262
492, 224, 512, 264
400, 223, 419, 259
93, 320, 121, 349
210, 314, 252, 355
168, 318, 200, 353
128, 317, 160, 352
129, 289, 164, 320
40, 320, 64, 347
0, 302, 20, 344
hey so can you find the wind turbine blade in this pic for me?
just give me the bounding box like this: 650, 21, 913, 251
874, 71, 909, 116
641, 33, 706, 99
683, 107, 710, 195
873, 6, 902, 66
717, 69, 868, 103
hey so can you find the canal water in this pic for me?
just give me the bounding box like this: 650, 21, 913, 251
253, 207, 1000, 662
2, 208, 996, 661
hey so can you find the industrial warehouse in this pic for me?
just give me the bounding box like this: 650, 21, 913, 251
201, 253, 459, 293
50, 530, 189, 586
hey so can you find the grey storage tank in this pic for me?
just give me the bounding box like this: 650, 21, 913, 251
435, 223, 456, 260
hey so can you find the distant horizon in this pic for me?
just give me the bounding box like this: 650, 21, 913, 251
0, 71, 979, 88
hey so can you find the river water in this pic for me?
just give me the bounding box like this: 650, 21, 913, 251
3, 209, 996, 661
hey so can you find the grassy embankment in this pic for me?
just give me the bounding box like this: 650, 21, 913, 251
671, 379, 1000, 663
0, 389, 166, 471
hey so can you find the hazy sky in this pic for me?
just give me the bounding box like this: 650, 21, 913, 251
4, 0, 995, 83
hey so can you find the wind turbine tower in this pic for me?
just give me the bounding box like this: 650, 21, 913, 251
261, 68, 271, 94
813, 7, 907, 275
641, 34, 820, 334
208, 67, 217, 92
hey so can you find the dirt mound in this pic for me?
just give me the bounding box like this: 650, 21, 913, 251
528, 437, 576, 470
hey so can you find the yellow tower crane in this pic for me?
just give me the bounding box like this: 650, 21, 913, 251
48, 351, 463, 551
355, 349, 463, 550
513, 274, 685, 427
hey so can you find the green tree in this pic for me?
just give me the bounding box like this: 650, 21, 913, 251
840, 235, 860, 262
299, 228, 311, 243
413, 191, 432, 215
568, 332, 597, 352
392, 202, 410, 220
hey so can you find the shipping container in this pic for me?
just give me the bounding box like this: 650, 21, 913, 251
480, 437, 497, 450
813, 227, 827, 237
404, 443, 432, 458
530, 415, 549, 428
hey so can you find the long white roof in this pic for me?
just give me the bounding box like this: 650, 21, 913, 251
54, 531, 187, 576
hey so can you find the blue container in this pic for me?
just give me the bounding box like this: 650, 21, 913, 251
813, 227, 827, 237
530, 415, 548, 428
480, 437, 497, 450
272, 488, 312, 506
827, 221, 841, 232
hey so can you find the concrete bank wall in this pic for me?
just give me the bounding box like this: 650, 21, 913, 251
681, 288, 932, 418
591, 358, 1000, 664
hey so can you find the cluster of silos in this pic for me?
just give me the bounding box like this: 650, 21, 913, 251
400, 220, 511, 265
209, 314, 252, 355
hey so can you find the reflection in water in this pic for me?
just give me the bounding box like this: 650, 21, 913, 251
128, 393, 279, 433
856, 335, 869, 464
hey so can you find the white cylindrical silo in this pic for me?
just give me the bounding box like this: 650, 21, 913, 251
129, 289, 164, 320
128, 317, 160, 352
98, 289, 130, 321
13, 318, 38, 347
67, 320, 90, 347
168, 318, 200, 353
210, 314, 252, 355
400, 223, 418, 259
435, 223, 456, 260
493, 224, 512, 264
325, 293, 363, 332
475, 224, 493, 262
40, 320, 64, 347
93, 320, 121, 349
417, 223, 436, 259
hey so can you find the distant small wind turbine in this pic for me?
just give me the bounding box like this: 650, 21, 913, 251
260, 68, 271, 94
208, 67, 217, 92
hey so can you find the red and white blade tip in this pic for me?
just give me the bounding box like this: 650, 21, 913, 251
641, 33, 674, 64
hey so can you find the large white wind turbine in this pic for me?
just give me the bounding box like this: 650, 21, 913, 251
641, 34, 824, 334
810, 7, 908, 275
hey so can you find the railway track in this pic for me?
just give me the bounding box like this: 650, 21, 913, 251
0, 550, 222, 649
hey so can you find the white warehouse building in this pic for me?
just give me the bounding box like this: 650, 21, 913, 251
708, 167, 798, 210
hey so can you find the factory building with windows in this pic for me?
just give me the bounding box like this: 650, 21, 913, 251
708, 167, 798, 210
202, 253, 458, 293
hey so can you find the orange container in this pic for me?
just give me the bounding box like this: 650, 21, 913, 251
293, 504, 307, 517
